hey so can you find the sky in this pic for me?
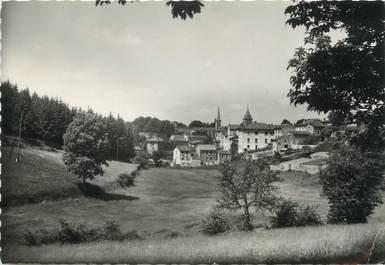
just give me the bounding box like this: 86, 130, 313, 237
2, 1, 326, 125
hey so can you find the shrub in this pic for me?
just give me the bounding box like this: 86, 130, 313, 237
270, 200, 299, 228
200, 211, 230, 235
296, 205, 323, 226
117, 171, 137, 187
320, 147, 385, 224
136, 158, 149, 170
23, 220, 141, 246
270, 200, 323, 228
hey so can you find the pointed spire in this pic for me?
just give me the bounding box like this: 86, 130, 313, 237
217, 106, 221, 121
243, 106, 253, 125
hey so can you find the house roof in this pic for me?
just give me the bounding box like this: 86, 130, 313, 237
188, 135, 209, 142
170, 134, 186, 141
197, 144, 217, 151
176, 145, 192, 152
228, 124, 242, 130
241, 122, 276, 131
146, 137, 164, 143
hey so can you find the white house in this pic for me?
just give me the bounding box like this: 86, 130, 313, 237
172, 145, 197, 167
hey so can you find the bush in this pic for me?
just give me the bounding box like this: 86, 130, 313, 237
270, 200, 299, 228
117, 171, 138, 187
135, 157, 149, 170
23, 219, 141, 246
200, 211, 230, 235
320, 147, 385, 224
296, 205, 323, 226
270, 200, 323, 228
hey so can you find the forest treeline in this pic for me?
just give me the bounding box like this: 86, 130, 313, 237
1, 81, 134, 161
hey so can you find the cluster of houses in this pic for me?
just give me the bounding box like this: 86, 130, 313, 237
138, 106, 357, 167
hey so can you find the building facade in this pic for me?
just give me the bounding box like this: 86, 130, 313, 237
196, 144, 217, 164
146, 137, 164, 155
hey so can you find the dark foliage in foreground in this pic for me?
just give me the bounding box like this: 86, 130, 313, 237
200, 210, 230, 235
320, 147, 385, 224
285, 1, 385, 151
23, 220, 141, 246
95, 0, 204, 20
270, 200, 323, 228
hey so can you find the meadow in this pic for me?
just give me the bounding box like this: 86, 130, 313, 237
2, 145, 385, 263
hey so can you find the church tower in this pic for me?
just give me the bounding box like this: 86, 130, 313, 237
215, 107, 221, 131
242, 106, 253, 125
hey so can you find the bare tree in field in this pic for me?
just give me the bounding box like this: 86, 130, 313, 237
217, 160, 282, 230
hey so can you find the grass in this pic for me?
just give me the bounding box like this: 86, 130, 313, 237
2, 146, 82, 206
3, 223, 385, 263
2, 145, 385, 263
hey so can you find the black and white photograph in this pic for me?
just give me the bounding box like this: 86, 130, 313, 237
1, 0, 385, 263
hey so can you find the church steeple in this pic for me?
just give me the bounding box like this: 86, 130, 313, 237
215, 106, 221, 131
243, 106, 253, 125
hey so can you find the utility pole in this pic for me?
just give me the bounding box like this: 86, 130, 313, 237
16, 112, 23, 163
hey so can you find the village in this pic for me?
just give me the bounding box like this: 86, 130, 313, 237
137, 107, 358, 168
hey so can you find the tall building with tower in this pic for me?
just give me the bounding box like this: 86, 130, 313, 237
215, 107, 221, 131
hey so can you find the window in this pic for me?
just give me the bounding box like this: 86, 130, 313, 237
247, 138, 250, 143
265, 139, 268, 144
247, 145, 250, 149
255, 138, 258, 143
265, 131, 268, 135
271, 132, 274, 136
255, 145, 258, 150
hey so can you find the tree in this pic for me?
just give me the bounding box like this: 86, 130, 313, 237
281, 119, 292, 125
63, 112, 109, 192
188, 120, 211, 128
1, 81, 19, 135
327, 111, 345, 126
95, 0, 205, 20
285, 1, 385, 151
320, 147, 385, 224
217, 160, 282, 230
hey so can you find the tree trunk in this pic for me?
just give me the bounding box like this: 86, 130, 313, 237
243, 206, 252, 231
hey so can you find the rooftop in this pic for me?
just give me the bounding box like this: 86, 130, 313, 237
197, 144, 217, 151
146, 137, 164, 143
176, 145, 193, 152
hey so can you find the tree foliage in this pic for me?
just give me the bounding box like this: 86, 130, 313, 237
217, 160, 282, 230
320, 147, 385, 224
63, 112, 109, 189
281, 119, 292, 125
327, 111, 345, 126
285, 1, 385, 151
95, 0, 204, 20
1, 81, 74, 146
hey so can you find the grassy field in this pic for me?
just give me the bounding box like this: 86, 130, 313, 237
2, 145, 385, 263
4, 223, 385, 263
